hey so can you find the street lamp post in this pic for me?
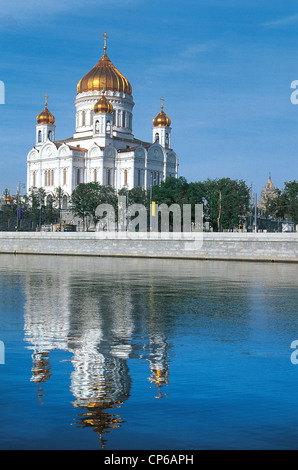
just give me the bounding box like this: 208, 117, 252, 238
16, 182, 25, 231
254, 192, 258, 233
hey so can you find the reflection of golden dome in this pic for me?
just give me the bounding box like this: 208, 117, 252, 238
77, 38, 132, 95
153, 100, 171, 127
37, 95, 55, 125
94, 90, 114, 114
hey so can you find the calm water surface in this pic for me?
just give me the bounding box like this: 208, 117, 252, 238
0, 254, 298, 450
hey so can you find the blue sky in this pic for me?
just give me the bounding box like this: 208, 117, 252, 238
0, 0, 298, 197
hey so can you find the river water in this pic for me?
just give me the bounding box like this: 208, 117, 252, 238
0, 254, 297, 450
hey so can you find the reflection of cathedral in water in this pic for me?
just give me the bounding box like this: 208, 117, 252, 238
23, 262, 170, 447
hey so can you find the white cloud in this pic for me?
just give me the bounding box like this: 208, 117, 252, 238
181, 42, 216, 59
261, 13, 298, 27
0, 0, 138, 21
148, 42, 217, 76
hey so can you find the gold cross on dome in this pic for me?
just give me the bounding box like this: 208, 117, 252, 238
103, 31, 109, 51
160, 96, 165, 109
44, 93, 48, 106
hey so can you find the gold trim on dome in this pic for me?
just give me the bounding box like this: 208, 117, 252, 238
77, 33, 132, 95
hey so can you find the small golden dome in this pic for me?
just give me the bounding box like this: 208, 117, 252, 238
94, 90, 113, 114
153, 99, 171, 127
37, 95, 55, 125
77, 34, 132, 95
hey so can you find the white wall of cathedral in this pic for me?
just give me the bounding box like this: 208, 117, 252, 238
74, 90, 134, 139
27, 142, 85, 196
36, 124, 55, 146
27, 160, 175, 195
27, 137, 178, 198
166, 151, 178, 179
152, 126, 171, 148
146, 143, 165, 189
93, 113, 114, 143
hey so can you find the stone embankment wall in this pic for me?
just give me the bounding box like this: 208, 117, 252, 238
0, 232, 297, 262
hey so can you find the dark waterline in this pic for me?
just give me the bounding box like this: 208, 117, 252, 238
0, 254, 297, 450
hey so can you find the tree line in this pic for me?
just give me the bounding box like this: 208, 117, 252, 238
1, 187, 65, 230
66, 177, 251, 231
1, 177, 297, 231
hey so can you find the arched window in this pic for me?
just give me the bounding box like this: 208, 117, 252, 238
137, 169, 141, 187
38, 130, 42, 143
155, 133, 159, 142
82, 111, 86, 127
62, 195, 68, 210
95, 120, 99, 134
106, 121, 111, 133
165, 133, 169, 146
122, 112, 125, 128
107, 168, 111, 186
48, 130, 52, 141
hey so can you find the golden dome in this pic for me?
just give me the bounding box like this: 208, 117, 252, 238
94, 90, 114, 114
77, 34, 132, 95
37, 95, 55, 125
153, 99, 171, 127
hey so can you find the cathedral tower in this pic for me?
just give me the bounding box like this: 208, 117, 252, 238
36, 94, 55, 146
152, 97, 171, 148
93, 89, 114, 144
74, 32, 134, 141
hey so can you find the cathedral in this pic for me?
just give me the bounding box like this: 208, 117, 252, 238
26, 33, 179, 207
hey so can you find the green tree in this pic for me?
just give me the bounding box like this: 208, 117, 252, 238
0, 190, 16, 230
26, 187, 47, 227
283, 180, 298, 227
185, 181, 206, 224
149, 177, 190, 230
151, 176, 189, 206
119, 186, 147, 207
263, 189, 284, 218
53, 187, 65, 212
204, 178, 250, 231
71, 182, 117, 229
